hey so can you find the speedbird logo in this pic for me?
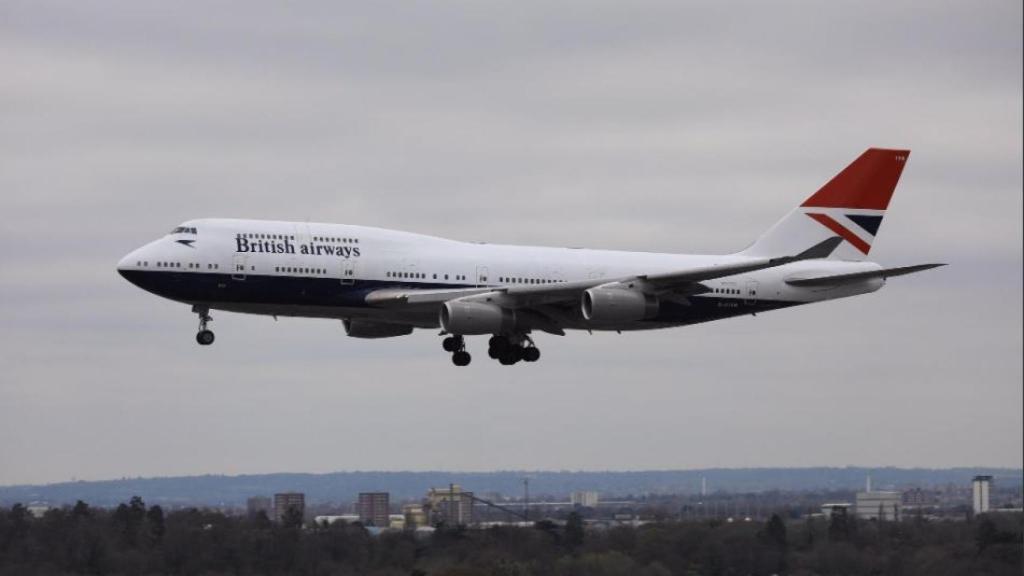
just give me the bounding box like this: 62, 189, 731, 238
235, 235, 361, 258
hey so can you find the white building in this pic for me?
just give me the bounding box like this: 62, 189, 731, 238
571, 491, 600, 507
855, 491, 901, 520
972, 475, 992, 514
314, 514, 360, 526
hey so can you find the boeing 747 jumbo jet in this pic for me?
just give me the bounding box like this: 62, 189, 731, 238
118, 148, 943, 366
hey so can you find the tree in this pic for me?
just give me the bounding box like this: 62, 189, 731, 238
71, 500, 91, 520
975, 517, 998, 553
113, 496, 148, 548
827, 509, 852, 542
763, 514, 787, 550
564, 512, 585, 551
146, 505, 165, 545
281, 506, 304, 530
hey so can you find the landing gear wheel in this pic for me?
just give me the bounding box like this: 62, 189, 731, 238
523, 347, 540, 362
499, 348, 521, 365
442, 336, 463, 352
452, 351, 471, 366
192, 305, 215, 346
488, 335, 513, 359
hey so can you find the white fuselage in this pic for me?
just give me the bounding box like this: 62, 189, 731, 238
117, 218, 884, 331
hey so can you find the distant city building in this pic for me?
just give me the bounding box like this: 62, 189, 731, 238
972, 475, 992, 514
247, 496, 272, 518
358, 492, 391, 527
427, 485, 474, 526
26, 504, 51, 518
273, 492, 306, 523
820, 503, 853, 518
855, 491, 901, 520
403, 504, 428, 529
571, 491, 600, 507
314, 514, 359, 526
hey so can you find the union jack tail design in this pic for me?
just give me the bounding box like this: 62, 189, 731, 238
742, 148, 909, 261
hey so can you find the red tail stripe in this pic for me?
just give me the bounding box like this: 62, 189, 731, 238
806, 213, 871, 255
801, 148, 909, 210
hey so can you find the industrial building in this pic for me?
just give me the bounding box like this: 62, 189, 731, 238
403, 504, 428, 529
427, 485, 474, 526
358, 492, 391, 527
273, 492, 306, 523
855, 491, 901, 520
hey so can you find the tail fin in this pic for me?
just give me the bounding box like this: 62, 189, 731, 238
742, 148, 910, 260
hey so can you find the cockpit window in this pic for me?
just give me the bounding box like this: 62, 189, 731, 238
170, 226, 198, 234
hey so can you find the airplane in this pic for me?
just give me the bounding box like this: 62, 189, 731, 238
117, 148, 943, 366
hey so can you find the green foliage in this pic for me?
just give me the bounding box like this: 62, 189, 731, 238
0, 500, 1020, 575
564, 512, 585, 551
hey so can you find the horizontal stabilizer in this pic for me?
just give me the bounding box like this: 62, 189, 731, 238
785, 263, 945, 287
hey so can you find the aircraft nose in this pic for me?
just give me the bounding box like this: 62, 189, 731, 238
117, 247, 145, 279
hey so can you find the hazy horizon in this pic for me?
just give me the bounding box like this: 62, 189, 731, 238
5, 465, 1023, 490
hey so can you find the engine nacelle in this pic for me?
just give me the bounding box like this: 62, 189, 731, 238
343, 319, 414, 339
581, 288, 658, 324
440, 301, 514, 335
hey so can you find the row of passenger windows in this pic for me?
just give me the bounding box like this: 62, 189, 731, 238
313, 235, 358, 244
238, 232, 360, 244
714, 288, 741, 295
140, 261, 219, 270
386, 271, 467, 281
242, 233, 293, 240
382, 272, 565, 285
499, 276, 564, 285
274, 266, 326, 275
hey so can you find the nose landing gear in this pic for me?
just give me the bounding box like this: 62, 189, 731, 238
193, 305, 215, 346
442, 335, 471, 366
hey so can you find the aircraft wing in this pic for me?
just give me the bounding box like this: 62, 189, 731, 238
784, 263, 945, 287
365, 237, 844, 310
637, 236, 843, 292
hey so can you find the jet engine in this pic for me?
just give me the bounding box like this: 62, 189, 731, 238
343, 319, 415, 339
581, 288, 659, 324
440, 301, 515, 335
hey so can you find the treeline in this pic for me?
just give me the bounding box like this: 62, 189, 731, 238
0, 498, 1020, 575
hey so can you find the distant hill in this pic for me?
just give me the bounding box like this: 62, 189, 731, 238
1, 468, 1020, 507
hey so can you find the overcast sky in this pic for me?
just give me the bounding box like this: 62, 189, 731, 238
1, 1, 1021, 486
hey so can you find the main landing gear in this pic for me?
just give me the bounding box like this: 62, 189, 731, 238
487, 334, 540, 365
193, 305, 215, 346
442, 335, 471, 366
440, 333, 542, 366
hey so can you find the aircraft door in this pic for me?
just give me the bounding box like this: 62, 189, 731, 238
745, 280, 759, 305
232, 255, 247, 281
476, 266, 489, 286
